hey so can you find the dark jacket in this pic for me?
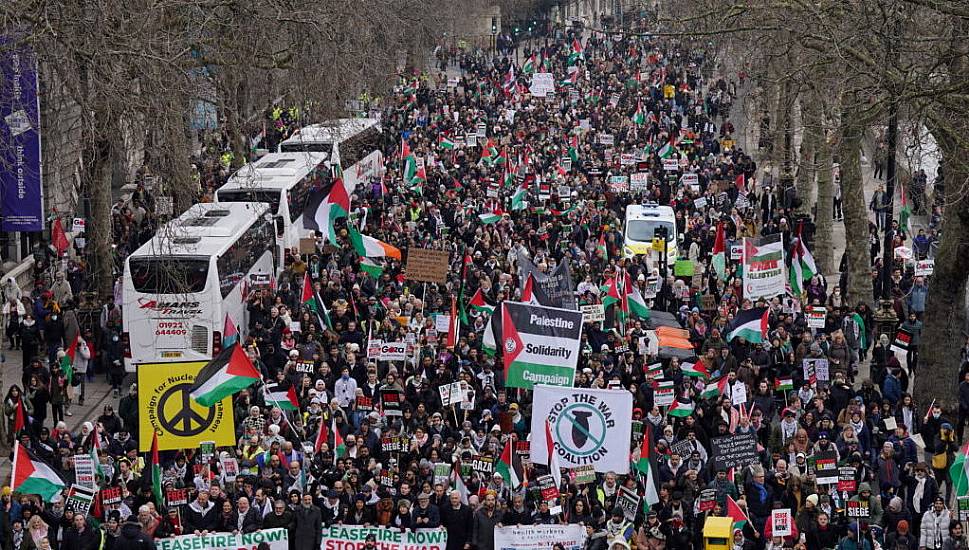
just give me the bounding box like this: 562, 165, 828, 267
184, 500, 219, 534
440, 503, 473, 550
110, 523, 154, 550
293, 505, 323, 550
228, 507, 262, 533
262, 509, 295, 533
471, 507, 502, 550
62, 524, 101, 550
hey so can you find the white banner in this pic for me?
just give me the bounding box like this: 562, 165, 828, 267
156, 528, 288, 550
320, 526, 446, 550
743, 235, 786, 301
378, 342, 407, 361
530, 385, 633, 474
494, 524, 587, 550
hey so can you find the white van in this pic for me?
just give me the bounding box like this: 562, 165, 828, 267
623, 203, 678, 266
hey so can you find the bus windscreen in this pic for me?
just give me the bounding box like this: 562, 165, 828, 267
129, 257, 209, 294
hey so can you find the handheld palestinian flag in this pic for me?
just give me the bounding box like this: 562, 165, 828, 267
13, 399, 26, 433
12, 441, 66, 502
568, 136, 579, 163
725, 307, 769, 343
597, 233, 608, 259
497, 438, 525, 488
789, 234, 817, 297
622, 275, 651, 321
511, 183, 528, 211
636, 422, 660, 509
600, 277, 620, 308
632, 101, 645, 125
900, 181, 912, 234
522, 54, 536, 75
468, 289, 495, 315
568, 38, 584, 64
302, 167, 350, 246
478, 212, 502, 225
264, 383, 300, 411
726, 495, 750, 529
314, 416, 329, 454
332, 416, 346, 463
775, 378, 794, 392
949, 441, 969, 497
222, 313, 239, 348
189, 344, 261, 407
668, 399, 695, 418
701, 378, 729, 400
680, 362, 709, 379
657, 138, 677, 159
438, 136, 456, 150
359, 257, 384, 277
150, 432, 163, 507
712, 222, 727, 281
348, 224, 402, 260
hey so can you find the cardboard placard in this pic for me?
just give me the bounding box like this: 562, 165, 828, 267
73, 454, 96, 489
771, 509, 792, 536
915, 259, 934, 276
806, 307, 826, 328
380, 389, 403, 416
221, 457, 239, 481
405, 248, 450, 284
166, 488, 189, 507
618, 486, 640, 521
654, 388, 675, 407
662, 158, 679, 171
580, 304, 605, 323
837, 467, 857, 492
670, 439, 694, 458
630, 172, 649, 191
367, 339, 383, 359
598, 133, 614, 146
699, 295, 716, 311
355, 396, 374, 411
730, 244, 743, 260
846, 500, 870, 518
571, 464, 596, 485
710, 433, 759, 470
959, 496, 969, 521
811, 450, 839, 484
299, 238, 317, 255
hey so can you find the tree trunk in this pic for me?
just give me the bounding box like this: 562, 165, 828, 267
838, 101, 874, 309
813, 103, 835, 276
84, 121, 115, 300
915, 20, 969, 411
795, 95, 817, 217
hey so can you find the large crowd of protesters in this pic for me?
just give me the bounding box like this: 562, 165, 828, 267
0, 10, 956, 550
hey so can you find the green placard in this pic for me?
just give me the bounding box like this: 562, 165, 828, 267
673, 260, 695, 277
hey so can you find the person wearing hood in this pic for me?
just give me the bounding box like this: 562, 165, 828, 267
847, 483, 883, 526
584, 524, 609, 550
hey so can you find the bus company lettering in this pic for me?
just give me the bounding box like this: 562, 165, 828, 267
137, 299, 203, 317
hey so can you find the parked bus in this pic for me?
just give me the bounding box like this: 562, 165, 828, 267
215, 151, 328, 265
277, 118, 384, 193
122, 202, 274, 371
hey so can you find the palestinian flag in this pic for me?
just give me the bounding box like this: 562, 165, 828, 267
789, 235, 817, 297
189, 344, 261, 407
482, 312, 500, 356
332, 416, 346, 462
497, 438, 524, 488
851, 312, 868, 350
712, 222, 727, 281
63, 335, 80, 385
401, 140, 417, 181
726, 495, 750, 529
150, 432, 163, 507
302, 166, 350, 246
657, 139, 677, 159
264, 383, 300, 411
568, 136, 579, 163
11, 441, 65, 502
736, 173, 746, 191
468, 289, 495, 315
597, 233, 608, 259
636, 422, 660, 508
668, 399, 695, 418
775, 377, 794, 392
481, 139, 499, 165
314, 415, 329, 453
438, 136, 456, 150
451, 460, 470, 504
511, 183, 528, 211
645, 363, 663, 379
544, 419, 562, 488
222, 313, 239, 348
701, 377, 729, 399
600, 277, 620, 308
568, 38, 584, 64
900, 181, 912, 234
632, 101, 645, 125
622, 272, 651, 320
725, 307, 769, 343
302, 273, 333, 329
949, 441, 969, 497
359, 257, 384, 277
680, 362, 709, 379
349, 225, 401, 260
479, 212, 502, 225
522, 54, 536, 75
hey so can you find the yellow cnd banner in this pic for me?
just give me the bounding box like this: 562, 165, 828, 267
138, 361, 236, 451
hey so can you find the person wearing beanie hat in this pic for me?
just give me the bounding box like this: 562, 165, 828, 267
795, 492, 819, 535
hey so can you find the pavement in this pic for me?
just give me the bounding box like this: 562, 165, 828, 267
0, 347, 120, 480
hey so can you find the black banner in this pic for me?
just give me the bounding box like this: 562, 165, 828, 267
517, 251, 577, 310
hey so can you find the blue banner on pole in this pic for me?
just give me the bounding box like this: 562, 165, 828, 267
0, 40, 44, 232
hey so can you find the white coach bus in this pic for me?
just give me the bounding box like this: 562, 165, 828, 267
122, 202, 274, 371
216, 151, 328, 265
277, 118, 384, 193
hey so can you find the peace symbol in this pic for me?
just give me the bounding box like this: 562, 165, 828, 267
157, 383, 216, 437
